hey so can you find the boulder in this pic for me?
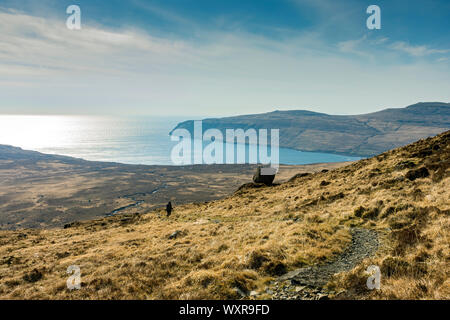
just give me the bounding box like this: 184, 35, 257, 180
252, 166, 276, 185
168, 230, 184, 239
405, 167, 430, 181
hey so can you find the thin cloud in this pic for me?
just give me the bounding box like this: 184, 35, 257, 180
0, 10, 190, 77
372, 37, 389, 45
0, 9, 449, 116
390, 41, 449, 57
337, 35, 372, 58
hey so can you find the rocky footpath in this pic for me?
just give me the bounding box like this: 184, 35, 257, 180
254, 228, 379, 300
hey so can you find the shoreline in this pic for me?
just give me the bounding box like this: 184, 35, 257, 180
0, 143, 359, 168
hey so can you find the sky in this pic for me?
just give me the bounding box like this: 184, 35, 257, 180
0, 0, 449, 117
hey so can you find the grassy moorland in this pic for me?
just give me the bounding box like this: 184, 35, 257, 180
0, 131, 448, 299
0, 144, 345, 230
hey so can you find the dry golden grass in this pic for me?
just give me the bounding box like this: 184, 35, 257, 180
0, 131, 448, 299
0, 195, 351, 299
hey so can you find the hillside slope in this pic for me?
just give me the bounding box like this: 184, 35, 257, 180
170, 102, 450, 157
0, 131, 448, 299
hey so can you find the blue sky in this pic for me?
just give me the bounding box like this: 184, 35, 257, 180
0, 0, 449, 116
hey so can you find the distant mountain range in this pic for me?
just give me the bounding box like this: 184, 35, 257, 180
170, 102, 450, 157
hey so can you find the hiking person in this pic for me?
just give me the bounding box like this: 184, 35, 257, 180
166, 201, 173, 217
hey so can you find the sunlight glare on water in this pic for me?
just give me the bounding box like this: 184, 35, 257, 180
0, 115, 80, 150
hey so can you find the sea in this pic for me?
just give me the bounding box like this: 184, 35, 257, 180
0, 115, 360, 165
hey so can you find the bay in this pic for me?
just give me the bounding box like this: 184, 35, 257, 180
0, 115, 360, 165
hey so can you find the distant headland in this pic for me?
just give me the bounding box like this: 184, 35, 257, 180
171, 102, 450, 157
